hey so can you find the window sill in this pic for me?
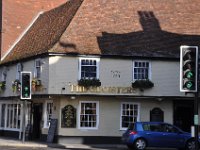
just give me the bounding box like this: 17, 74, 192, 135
119, 128, 127, 131
78, 127, 98, 130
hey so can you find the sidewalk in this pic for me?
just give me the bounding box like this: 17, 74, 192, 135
0, 137, 126, 149
0, 137, 47, 148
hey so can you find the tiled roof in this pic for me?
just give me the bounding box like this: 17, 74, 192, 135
2, 0, 83, 64
50, 0, 200, 59
2, 0, 200, 64
2, 0, 67, 59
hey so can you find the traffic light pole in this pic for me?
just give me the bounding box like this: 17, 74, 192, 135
194, 49, 200, 150
194, 64, 199, 150
20, 72, 32, 143
180, 46, 199, 149
22, 100, 27, 143
194, 91, 199, 150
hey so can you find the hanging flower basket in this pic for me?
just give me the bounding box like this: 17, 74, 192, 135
0, 81, 6, 92
78, 78, 101, 87
132, 79, 154, 91
12, 79, 21, 92
32, 78, 42, 91
32, 78, 41, 86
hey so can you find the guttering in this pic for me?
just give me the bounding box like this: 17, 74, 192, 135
48, 52, 179, 61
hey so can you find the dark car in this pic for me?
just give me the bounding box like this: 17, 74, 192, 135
122, 122, 199, 150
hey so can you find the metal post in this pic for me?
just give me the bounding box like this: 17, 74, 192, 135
194, 60, 199, 150
194, 92, 199, 150
22, 100, 27, 143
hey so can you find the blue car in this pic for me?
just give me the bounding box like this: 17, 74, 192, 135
122, 122, 199, 150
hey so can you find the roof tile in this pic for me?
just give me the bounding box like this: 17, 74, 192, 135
2, 0, 200, 64
2, 0, 83, 64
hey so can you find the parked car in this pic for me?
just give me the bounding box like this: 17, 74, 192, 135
122, 122, 199, 150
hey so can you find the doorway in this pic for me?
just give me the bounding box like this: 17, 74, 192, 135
32, 103, 43, 140
174, 100, 193, 132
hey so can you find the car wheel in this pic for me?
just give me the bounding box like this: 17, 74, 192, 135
134, 138, 146, 150
185, 139, 195, 150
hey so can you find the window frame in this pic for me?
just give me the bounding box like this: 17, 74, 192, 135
1, 67, 7, 82
16, 63, 23, 80
120, 102, 140, 130
0, 102, 22, 131
34, 59, 42, 78
78, 101, 99, 130
78, 57, 100, 80
132, 60, 151, 81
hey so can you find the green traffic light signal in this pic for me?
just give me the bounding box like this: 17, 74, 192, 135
24, 93, 29, 97
21, 72, 31, 99
180, 46, 198, 92
24, 86, 29, 91
185, 71, 194, 79
23, 86, 30, 97
184, 81, 194, 89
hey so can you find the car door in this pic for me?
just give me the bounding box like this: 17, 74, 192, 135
160, 123, 185, 148
143, 123, 166, 147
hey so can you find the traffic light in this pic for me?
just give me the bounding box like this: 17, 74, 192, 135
180, 46, 198, 92
21, 72, 31, 99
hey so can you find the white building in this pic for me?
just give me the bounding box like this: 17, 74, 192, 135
0, 0, 199, 144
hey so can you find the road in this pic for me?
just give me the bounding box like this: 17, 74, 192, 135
0, 146, 178, 150
0, 145, 126, 150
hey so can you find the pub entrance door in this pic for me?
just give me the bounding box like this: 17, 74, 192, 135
32, 103, 43, 140
174, 100, 193, 132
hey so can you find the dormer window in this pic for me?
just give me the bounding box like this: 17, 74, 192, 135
16, 63, 23, 80
79, 58, 100, 79
34, 59, 41, 78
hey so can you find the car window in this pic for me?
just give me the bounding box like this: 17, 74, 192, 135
143, 123, 162, 132
143, 124, 150, 131
162, 124, 179, 133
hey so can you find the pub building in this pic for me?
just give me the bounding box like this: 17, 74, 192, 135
0, 0, 199, 144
